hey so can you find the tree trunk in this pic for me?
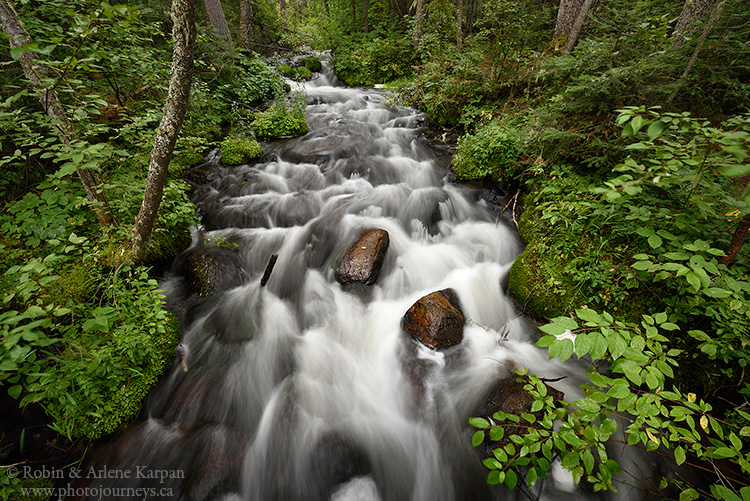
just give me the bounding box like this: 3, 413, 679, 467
131, 0, 196, 261
363, 0, 369, 33
719, 213, 750, 266
554, 0, 584, 41
203, 0, 233, 46
667, 0, 725, 103
0, 0, 115, 227
239, 0, 253, 50
673, 0, 716, 44
562, 0, 595, 52
456, 0, 463, 52
412, 0, 424, 49
280, 0, 286, 11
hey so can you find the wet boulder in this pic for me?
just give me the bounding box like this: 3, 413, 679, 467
307, 432, 370, 499
475, 377, 564, 457
402, 289, 465, 350
336, 229, 390, 286
183, 249, 244, 296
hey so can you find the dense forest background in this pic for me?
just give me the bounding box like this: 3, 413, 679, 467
1, 0, 749, 498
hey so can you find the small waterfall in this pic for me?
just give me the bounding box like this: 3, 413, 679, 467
75, 64, 655, 501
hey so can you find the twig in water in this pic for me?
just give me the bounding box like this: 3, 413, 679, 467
260, 253, 279, 287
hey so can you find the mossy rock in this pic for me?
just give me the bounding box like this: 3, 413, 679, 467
295, 66, 313, 80
277, 63, 295, 78
302, 56, 322, 72
220, 138, 263, 166
75, 313, 181, 438
507, 240, 576, 320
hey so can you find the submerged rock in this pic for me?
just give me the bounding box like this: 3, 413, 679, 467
183, 250, 244, 296
476, 377, 564, 456
402, 289, 465, 350
336, 229, 390, 286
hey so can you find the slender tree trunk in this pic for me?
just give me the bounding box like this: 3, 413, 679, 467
719, 213, 750, 266
239, 0, 253, 50
280, 0, 286, 11
673, 0, 716, 45
562, 0, 595, 52
412, 0, 424, 49
456, 0, 463, 52
131, 0, 196, 260
203, 0, 233, 46
363, 0, 368, 33
0, 0, 115, 227
667, 0, 725, 103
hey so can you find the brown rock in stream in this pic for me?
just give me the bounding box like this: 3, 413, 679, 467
402, 289, 465, 350
336, 229, 390, 285
476, 376, 564, 457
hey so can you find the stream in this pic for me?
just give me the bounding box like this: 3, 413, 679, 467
76, 65, 658, 501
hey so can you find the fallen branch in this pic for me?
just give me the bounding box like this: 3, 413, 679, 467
260, 253, 279, 287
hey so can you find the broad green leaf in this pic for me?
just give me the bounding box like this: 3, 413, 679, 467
575, 308, 601, 324
647, 120, 667, 140
505, 469, 517, 490
648, 234, 663, 249
469, 417, 491, 429
704, 288, 732, 298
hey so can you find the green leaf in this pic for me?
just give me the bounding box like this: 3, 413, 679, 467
679, 488, 699, 501
487, 469, 504, 485
575, 308, 601, 324
704, 288, 732, 298
647, 120, 667, 140
504, 469, 517, 490
8, 385, 22, 399
561, 451, 580, 469
472, 430, 484, 447
648, 234, 663, 249
469, 417, 491, 429
526, 467, 538, 488
576, 398, 600, 413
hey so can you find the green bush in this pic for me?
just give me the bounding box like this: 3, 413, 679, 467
251, 91, 308, 140
220, 138, 264, 165
452, 121, 519, 182
332, 34, 416, 86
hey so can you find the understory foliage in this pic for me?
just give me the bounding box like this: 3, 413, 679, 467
0, 0, 291, 453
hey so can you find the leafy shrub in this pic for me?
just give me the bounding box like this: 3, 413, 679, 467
219, 54, 285, 105
332, 34, 416, 86
251, 90, 308, 139
452, 120, 519, 182
302, 56, 322, 72
220, 138, 263, 165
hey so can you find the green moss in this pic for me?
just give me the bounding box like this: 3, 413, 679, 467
302, 56, 322, 72
508, 240, 576, 319
15, 477, 54, 501
277, 63, 295, 78
295, 66, 312, 80
220, 138, 263, 166
76, 311, 181, 438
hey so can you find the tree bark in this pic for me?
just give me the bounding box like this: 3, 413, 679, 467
363, 0, 369, 33
719, 213, 750, 266
280, 0, 286, 11
673, 0, 716, 45
456, 0, 463, 52
239, 0, 253, 50
561, 0, 595, 52
203, 0, 233, 46
667, 0, 725, 103
412, 0, 424, 49
131, 0, 196, 261
0, 0, 115, 227
554, 0, 584, 42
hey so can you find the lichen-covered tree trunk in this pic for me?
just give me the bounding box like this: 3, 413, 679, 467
412, 0, 424, 49
554, 0, 584, 42
561, 0, 595, 52
0, 0, 115, 227
239, 0, 253, 50
131, 0, 196, 261
203, 0, 232, 46
673, 0, 717, 44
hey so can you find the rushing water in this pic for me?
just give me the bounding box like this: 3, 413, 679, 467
76, 66, 660, 501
